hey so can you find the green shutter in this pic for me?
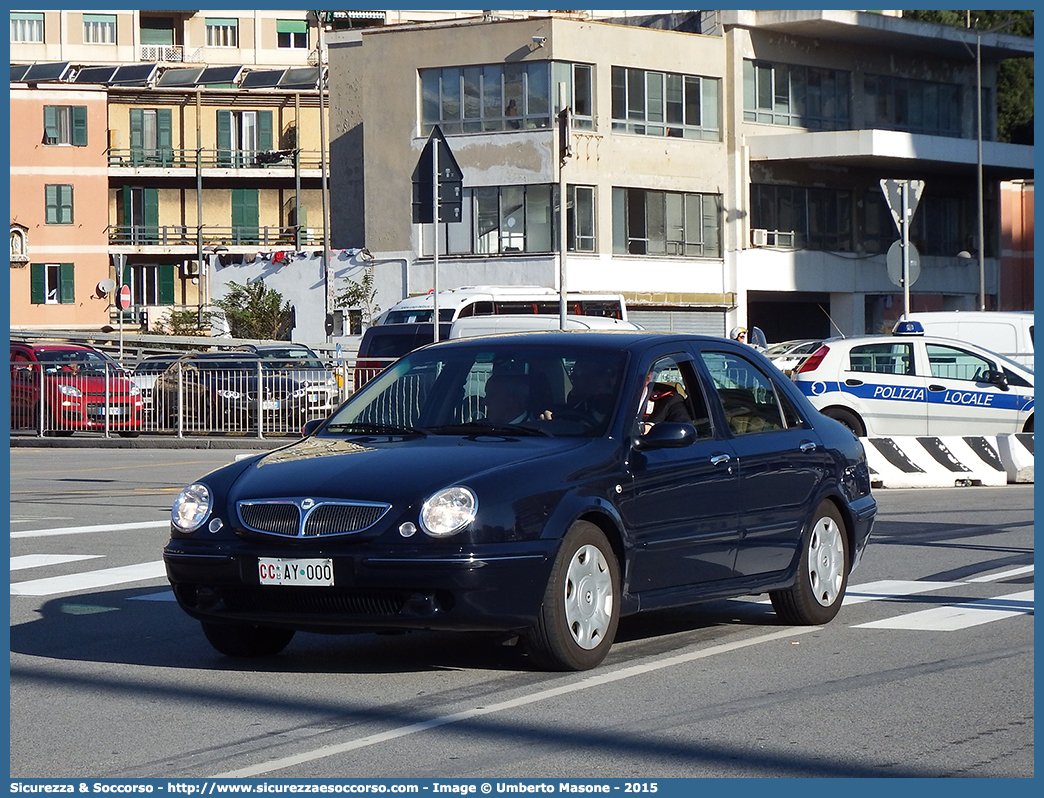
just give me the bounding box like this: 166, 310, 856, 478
216, 110, 232, 166
45, 185, 58, 224
122, 264, 132, 287
259, 110, 273, 151
158, 264, 176, 305
72, 106, 88, 147
30, 263, 46, 304
59, 263, 75, 304
143, 188, 159, 243
43, 106, 58, 142
231, 188, 259, 244
277, 20, 308, 33
129, 109, 144, 164
157, 108, 173, 166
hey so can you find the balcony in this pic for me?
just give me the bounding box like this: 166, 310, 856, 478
107, 225, 322, 249
107, 147, 326, 171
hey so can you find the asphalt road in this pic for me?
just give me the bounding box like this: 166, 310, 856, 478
8, 447, 1034, 779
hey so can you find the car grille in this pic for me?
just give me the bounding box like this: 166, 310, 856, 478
221, 585, 409, 616
237, 499, 390, 538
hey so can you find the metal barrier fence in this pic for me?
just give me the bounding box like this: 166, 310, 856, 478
9, 359, 396, 439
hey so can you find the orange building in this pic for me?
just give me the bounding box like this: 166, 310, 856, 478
999, 179, 1034, 311
10, 83, 112, 329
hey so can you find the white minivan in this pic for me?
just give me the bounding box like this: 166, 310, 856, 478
901, 311, 1034, 370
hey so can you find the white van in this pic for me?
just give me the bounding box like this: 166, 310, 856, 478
448, 314, 643, 339
377, 285, 628, 325
901, 311, 1034, 370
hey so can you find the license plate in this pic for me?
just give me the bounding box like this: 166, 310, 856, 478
261, 400, 280, 411
258, 557, 334, 586
307, 394, 320, 403
99, 406, 122, 416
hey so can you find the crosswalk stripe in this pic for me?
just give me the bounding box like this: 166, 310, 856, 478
853, 589, 1034, 631
9, 561, 167, 597
10, 554, 104, 571
842, 579, 964, 605
965, 564, 1035, 583
10, 520, 170, 539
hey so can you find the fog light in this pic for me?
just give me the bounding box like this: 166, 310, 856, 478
208, 518, 223, 533
399, 522, 417, 538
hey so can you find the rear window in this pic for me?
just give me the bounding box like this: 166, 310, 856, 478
363, 331, 429, 359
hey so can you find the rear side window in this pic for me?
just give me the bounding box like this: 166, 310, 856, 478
698, 351, 788, 436
848, 342, 913, 375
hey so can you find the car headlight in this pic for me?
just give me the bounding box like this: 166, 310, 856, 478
58, 385, 82, 397
171, 483, 211, 531
217, 389, 241, 400
292, 387, 310, 399
420, 486, 477, 537
128, 384, 141, 396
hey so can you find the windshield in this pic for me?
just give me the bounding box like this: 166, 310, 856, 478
325, 345, 627, 438
256, 349, 325, 370
36, 350, 122, 376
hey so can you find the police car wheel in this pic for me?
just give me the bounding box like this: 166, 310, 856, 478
823, 407, 866, 437
770, 500, 849, 626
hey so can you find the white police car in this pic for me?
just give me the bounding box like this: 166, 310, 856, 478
793, 321, 1034, 437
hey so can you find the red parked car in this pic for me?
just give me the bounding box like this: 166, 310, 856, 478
10, 342, 144, 436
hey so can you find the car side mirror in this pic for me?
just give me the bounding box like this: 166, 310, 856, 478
634, 421, 697, 451
301, 418, 325, 437
981, 369, 1010, 391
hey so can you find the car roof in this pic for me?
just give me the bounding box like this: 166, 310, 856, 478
13, 342, 101, 353
420, 329, 725, 353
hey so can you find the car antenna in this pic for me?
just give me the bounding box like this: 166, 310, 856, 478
819, 304, 846, 338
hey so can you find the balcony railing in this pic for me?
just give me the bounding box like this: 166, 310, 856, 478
107, 148, 326, 170
107, 225, 322, 248
140, 43, 184, 63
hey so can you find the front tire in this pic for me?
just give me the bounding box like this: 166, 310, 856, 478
771, 500, 849, 625
201, 621, 295, 657
524, 521, 620, 671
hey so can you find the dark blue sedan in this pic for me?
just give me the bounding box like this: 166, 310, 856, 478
165, 331, 876, 670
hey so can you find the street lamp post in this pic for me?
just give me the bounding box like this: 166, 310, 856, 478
313, 11, 333, 341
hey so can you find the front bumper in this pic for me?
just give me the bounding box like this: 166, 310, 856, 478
163, 537, 559, 634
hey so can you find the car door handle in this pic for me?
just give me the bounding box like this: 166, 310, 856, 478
928, 384, 946, 392
799, 440, 817, 453
844, 378, 864, 386
710, 453, 731, 466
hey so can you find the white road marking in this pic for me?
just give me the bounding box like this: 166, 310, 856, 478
842, 579, 964, 605
214, 625, 823, 778
965, 565, 1034, 583
854, 589, 1034, 631
10, 561, 168, 596
10, 519, 170, 539
10, 554, 104, 571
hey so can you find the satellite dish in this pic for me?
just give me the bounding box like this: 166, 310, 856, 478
97, 278, 117, 295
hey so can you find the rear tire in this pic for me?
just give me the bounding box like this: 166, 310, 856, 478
771, 500, 849, 625
201, 621, 295, 657
822, 407, 866, 437
524, 521, 620, 671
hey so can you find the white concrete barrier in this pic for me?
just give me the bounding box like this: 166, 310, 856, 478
862, 434, 1033, 489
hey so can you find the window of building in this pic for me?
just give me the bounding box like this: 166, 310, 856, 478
11, 12, 44, 42
216, 109, 273, 166
122, 264, 176, 306
206, 18, 238, 48
30, 262, 74, 305
743, 60, 851, 130
43, 105, 88, 146
750, 184, 853, 252
612, 188, 722, 257
277, 19, 308, 49
611, 66, 720, 140
231, 188, 260, 244
129, 108, 173, 165
864, 74, 962, 138
83, 13, 116, 44
421, 61, 592, 135
864, 191, 963, 257
120, 186, 159, 244
45, 184, 73, 225
552, 62, 595, 130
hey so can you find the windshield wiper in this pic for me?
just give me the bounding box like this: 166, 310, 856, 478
426, 421, 551, 437
324, 422, 426, 437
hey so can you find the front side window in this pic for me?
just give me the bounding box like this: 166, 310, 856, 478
611, 66, 720, 140
699, 350, 788, 435
277, 19, 308, 49
925, 343, 995, 382
43, 105, 88, 146
612, 187, 722, 258
750, 184, 852, 252
743, 60, 851, 130
83, 13, 116, 44
206, 18, 238, 48
30, 262, 74, 305
45, 184, 73, 225
11, 12, 44, 42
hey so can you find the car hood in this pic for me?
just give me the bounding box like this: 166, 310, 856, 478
227, 434, 600, 504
